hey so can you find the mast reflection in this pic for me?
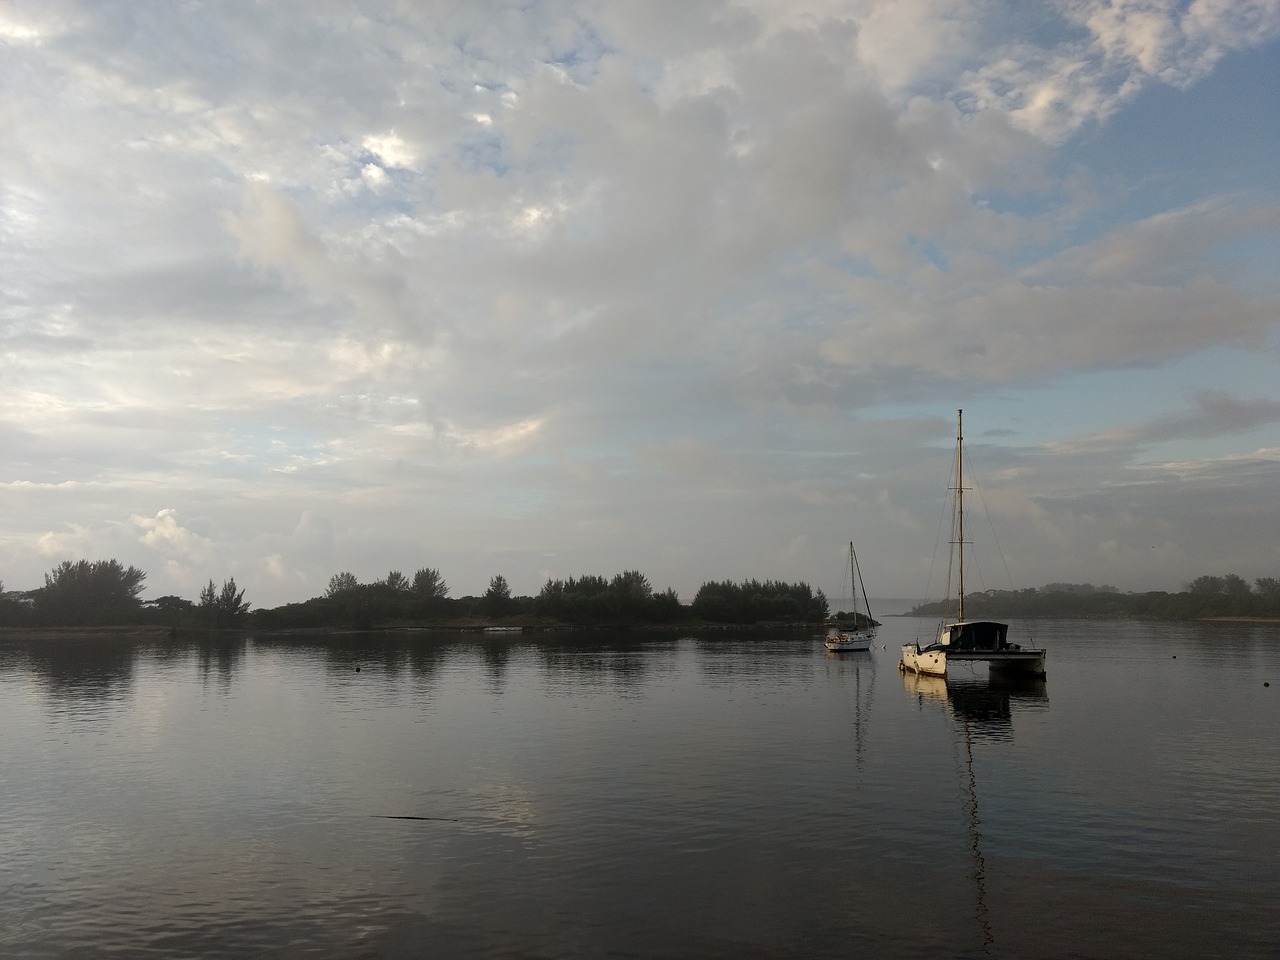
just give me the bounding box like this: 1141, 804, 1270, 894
900, 670, 1048, 956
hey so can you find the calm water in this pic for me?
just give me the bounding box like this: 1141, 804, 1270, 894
2, 619, 1277, 959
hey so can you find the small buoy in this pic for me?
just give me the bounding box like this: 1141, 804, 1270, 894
1266, 682, 1270, 687
355, 666, 361, 672
1172, 655, 1176, 659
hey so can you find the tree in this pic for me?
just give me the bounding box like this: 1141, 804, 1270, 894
1188, 575, 1225, 595
148, 594, 195, 628
199, 578, 250, 628
326, 572, 360, 597
384, 570, 410, 592
412, 567, 448, 599
36, 559, 147, 625
691, 578, 826, 623
1222, 574, 1251, 597
483, 574, 512, 617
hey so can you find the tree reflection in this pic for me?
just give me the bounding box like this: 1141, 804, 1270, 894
249, 629, 461, 683
9, 635, 138, 706
535, 633, 671, 691
195, 635, 247, 688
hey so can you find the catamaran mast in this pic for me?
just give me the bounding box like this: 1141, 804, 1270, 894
956, 409, 965, 623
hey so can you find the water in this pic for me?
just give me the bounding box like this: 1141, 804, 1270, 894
1, 619, 1277, 959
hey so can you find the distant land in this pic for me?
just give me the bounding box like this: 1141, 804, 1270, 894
2, 562, 1278, 636
899, 578, 1280, 622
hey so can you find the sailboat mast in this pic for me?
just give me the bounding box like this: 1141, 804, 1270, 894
850, 541, 857, 615
851, 541, 873, 627
956, 408, 964, 623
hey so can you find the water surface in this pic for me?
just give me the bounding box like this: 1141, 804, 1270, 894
2, 619, 1277, 958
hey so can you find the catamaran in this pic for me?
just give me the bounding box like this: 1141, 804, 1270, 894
900, 411, 1047, 678
824, 541, 877, 652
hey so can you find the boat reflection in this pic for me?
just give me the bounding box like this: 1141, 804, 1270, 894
902, 670, 1048, 741
824, 649, 876, 771
900, 670, 1049, 956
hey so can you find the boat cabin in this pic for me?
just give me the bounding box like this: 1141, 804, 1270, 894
940, 620, 1009, 651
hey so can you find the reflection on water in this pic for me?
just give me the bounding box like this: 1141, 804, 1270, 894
902, 669, 1049, 741
0, 623, 1277, 959
196, 635, 248, 690
900, 666, 1053, 956
12, 637, 138, 707
824, 649, 876, 771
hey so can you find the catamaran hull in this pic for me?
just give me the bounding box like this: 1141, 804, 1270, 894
950, 649, 1046, 677
900, 644, 947, 676
900, 645, 1046, 678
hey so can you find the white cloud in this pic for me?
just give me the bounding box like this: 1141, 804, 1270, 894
36, 525, 93, 558
132, 509, 218, 566
361, 132, 417, 169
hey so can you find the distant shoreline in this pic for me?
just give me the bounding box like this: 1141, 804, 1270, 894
0, 621, 822, 643
2, 615, 1278, 644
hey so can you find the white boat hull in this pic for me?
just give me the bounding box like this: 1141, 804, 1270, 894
825, 633, 873, 652
900, 643, 947, 676
900, 642, 1046, 678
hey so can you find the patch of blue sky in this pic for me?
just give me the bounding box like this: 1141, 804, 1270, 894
908, 235, 948, 273
825, 251, 880, 280
544, 34, 606, 74
855, 343, 1279, 456
206, 422, 334, 477
1200, 222, 1280, 292
967, 187, 1056, 220
347, 173, 422, 221
1058, 43, 1280, 210
455, 129, 510, 177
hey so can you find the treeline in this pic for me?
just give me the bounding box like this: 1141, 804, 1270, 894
908, 576, 1280, 620
6, 560, 1277, 631
689, 579, 829, 624
0, 560, 248, 629
0, 559, 832, 631
253, 569, 825, 629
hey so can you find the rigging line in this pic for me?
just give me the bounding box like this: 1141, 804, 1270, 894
944, 445, 962, 620
963, 447, 1040, 649
963, 447, 1018, 593
828, 547, 851, 615
851, 542, 874, 625
918, 446, 956, 619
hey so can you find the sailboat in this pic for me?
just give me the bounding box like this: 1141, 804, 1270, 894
899, 410, 1047, 678
824, 541, 877, 652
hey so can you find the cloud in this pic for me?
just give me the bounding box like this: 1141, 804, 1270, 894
129, 511, 229, 598
133, 509, 219, 566
951, 0, 1280, 141
36, 524, 94, 558
1079, 0, 1280, 84
1048, 392, 1280, 455
0, 1, 1277, 605
362, 132, 417, 170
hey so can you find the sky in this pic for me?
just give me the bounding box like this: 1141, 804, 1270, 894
2, 0, 1278, 609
